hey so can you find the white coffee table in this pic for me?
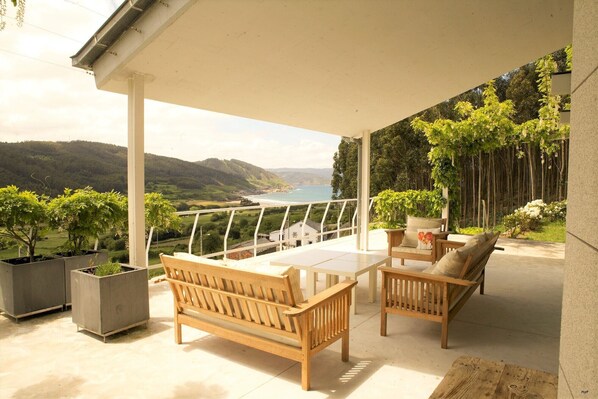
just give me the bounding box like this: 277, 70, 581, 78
311, 253, 391, 314
271, 249, 390, 314
271, 249, 347, 296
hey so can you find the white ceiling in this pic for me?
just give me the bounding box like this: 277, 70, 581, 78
89, 0, 573, 137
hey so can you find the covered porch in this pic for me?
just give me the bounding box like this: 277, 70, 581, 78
65, 0, 597, 396
0, 230, 564, 398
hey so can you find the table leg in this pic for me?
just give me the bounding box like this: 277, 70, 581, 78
306, 271, 316, 297
350, 284, 356, 315
368, 268, 377, 303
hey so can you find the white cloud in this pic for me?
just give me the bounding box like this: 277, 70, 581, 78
0, 1, 340, 169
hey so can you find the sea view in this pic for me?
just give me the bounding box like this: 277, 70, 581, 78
244, 185, 333, 204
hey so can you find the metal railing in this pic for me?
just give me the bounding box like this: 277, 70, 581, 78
147, 197, 375, 269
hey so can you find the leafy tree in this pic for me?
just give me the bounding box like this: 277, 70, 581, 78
0, 185, 48, 262
48, 188, 128, 255
144, 192, 181, 234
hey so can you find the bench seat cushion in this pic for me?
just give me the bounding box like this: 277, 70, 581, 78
391, 246, 432, 256
182, 308, 301, 348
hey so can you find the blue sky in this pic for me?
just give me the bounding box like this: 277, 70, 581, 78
0, 1, 340, 168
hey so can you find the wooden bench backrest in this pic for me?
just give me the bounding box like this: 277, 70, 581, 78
161, 254, 298, 336
459, 233, 499, 281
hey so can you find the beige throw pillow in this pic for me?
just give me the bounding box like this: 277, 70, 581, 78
430, 250, 466, 278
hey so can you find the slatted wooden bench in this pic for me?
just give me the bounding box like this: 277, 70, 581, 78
379, 233, 499, 348
161, 253, 357, 390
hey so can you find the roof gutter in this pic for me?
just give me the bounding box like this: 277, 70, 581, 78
71, 0, 157, 70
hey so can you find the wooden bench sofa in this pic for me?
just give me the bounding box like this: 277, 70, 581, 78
379, 232, 499, 348
161, 253, 357, 390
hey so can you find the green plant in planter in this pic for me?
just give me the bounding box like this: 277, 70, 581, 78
0, 185, 48, 262
48, 187, 128, 256
94, 262, 122, 277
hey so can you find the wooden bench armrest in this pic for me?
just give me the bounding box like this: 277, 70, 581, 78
284, 280, 358, 316
435, 239, 466, 249
378, 266, 476, 287
433, 231, 451, 238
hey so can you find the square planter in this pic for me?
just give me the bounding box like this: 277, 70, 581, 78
62, 251, 109, 305
71, 264, 149, 341
0, 256, 65, 320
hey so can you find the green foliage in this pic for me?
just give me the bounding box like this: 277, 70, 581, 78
456, 226, 485, 235
412, 81, 517, 189
48, 187, 128, 255
144, 192, 181, 233
374, 189, 446, 228
94, 262, 122, 277
0, 185, 48, 261
519, 53, 570, 156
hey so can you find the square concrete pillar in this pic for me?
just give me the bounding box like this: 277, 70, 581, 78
558, 1, 598, 397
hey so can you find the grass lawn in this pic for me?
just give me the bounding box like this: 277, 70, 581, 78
520, 220, 566, 243
458, 221, 565, 243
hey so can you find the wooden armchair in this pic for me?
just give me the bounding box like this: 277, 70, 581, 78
386, 216, 449, 265
380, 233, 500, 348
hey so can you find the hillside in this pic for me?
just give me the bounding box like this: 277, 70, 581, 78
267, 168, 332, 186
197, 158, 292, 192
0, 141, 264, 200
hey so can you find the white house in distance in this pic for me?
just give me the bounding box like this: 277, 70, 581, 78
269, 220, 325, 248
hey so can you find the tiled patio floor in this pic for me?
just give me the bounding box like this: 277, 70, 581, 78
0, 230, 564, 398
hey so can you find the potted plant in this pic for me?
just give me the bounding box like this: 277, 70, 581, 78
70, 261, 149, 341
48, 187, 128, 305
0, 186, 65, 319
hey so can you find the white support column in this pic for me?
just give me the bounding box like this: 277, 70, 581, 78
442, 186, 449, 224
127, 73, 146, 268
357, 131, 371, 251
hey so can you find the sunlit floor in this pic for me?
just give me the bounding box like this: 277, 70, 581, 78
0, 230, 564, 398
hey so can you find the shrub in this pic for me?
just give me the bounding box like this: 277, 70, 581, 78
48, 188, 128, 255
543, 200, 567, 222
94, 262, 122, 277
502, 199, 566, 238
0, 185, 48, 262
374, 189, 446, 228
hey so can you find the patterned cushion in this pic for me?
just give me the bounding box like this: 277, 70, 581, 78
401, 216, 444, 247
416, 228, 441, 250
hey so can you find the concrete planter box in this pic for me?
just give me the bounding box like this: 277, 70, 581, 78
62, 251, 109, 305
71, 265, 149, 341
0, 256, 65, 320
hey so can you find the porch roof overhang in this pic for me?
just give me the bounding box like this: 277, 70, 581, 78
72, 0, 573, 138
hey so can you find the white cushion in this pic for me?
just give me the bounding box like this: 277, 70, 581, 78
416, 228, 441, 250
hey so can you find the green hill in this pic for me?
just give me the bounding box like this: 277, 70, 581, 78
267, 168, 332, 186
0, 141, 268, 201
198, 158, 292, 192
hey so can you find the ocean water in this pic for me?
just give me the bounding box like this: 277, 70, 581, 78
244, 185, 333, 204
